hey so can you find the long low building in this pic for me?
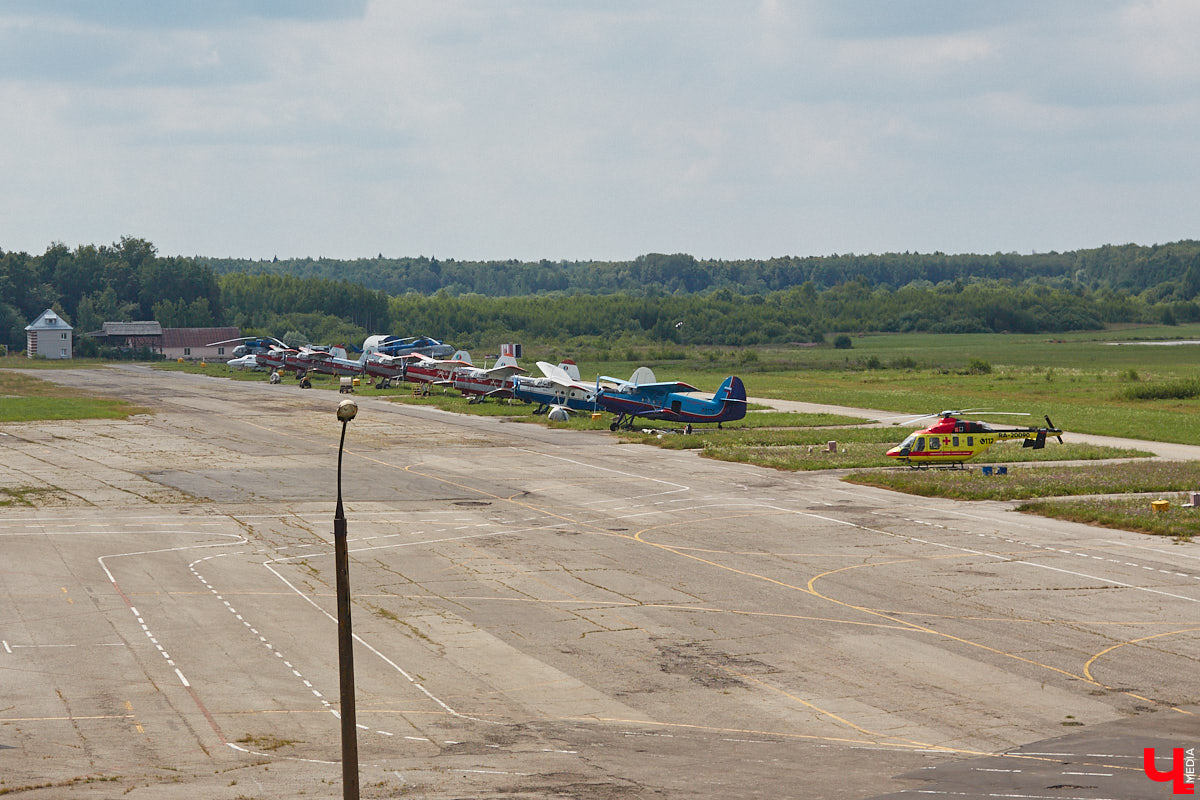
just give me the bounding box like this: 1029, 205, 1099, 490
160, 327, 240, 361
86, 323, 239, 360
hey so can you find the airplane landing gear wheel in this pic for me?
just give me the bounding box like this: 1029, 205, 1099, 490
609, 422, 619, 432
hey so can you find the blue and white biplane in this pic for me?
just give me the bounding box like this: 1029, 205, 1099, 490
595, 375, 747, 431
511, 361, 600, 415
362, 334, 455, 359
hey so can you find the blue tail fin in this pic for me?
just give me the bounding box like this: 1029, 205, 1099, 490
716, 376, 746, 402
714, 376, 747, 422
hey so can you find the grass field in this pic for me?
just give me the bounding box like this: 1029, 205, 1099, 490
707, 440, 1142, 471
0, 369, 148, 422
843, 460, 1200, 502
1016, 495, 1199, 540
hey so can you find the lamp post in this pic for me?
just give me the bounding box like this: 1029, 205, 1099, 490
333, 398, 359, 800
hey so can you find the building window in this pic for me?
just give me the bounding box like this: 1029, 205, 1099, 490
61, 332, 68, 339
184, 347, 191, 356
218, 347, 225, 355
60, 348, 67, 357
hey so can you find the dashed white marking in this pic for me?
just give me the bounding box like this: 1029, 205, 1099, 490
190, 555, 398, 739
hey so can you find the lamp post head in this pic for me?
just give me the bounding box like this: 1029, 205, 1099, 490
336, 399, 358, 423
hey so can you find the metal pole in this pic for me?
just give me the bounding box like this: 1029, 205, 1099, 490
334, 418, 359, 800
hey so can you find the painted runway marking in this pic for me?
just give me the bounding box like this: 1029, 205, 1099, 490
260, 555, 495, 728
189, 553, 411, 742
873, 509, 1200, 595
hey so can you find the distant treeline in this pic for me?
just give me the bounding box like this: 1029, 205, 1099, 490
202, 242, 1200, 297
2, 237, 1200, 353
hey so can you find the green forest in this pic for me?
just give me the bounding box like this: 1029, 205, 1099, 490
3, 236, 1200, 354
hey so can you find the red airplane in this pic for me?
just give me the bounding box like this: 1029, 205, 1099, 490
450, 355, 526, 402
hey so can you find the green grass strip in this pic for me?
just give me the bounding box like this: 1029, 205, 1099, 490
1017, 495, 1198, 540
843, 460, 1200, 500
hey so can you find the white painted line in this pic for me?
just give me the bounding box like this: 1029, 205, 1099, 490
1062, 771, 1113, 777
1, 640, 10, 654
455, 769, 532, 776
174, 668, 191, 687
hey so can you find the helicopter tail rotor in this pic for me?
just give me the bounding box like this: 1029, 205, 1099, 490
1045, 415, 1063, 444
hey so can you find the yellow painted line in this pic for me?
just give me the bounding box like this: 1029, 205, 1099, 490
124, 700, 145, 734
806, 561, 1100, 685
1083, 627, 1200, 715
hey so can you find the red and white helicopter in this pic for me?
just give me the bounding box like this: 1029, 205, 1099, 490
886, 410, 1063, 468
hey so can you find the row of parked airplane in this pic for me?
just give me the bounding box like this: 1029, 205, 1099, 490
211, 335, 748, 431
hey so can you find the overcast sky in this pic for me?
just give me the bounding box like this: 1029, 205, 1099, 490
2, 1, 1197, 262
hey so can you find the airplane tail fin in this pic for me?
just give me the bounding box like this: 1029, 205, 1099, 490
715, 376, 747, 421
558, 360, 581, 381
716, 376, 746, 402
452, 350, 473, 365
628, 366, 656, 386
494, 354, 518, 368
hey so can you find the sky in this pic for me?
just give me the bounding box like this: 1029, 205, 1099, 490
1, 1, 1198, 262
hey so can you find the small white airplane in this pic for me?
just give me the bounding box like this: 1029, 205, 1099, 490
226, 354, 262, 370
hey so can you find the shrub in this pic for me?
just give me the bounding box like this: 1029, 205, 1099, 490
1120, 379, 1200, 401
965, 358, 992, 374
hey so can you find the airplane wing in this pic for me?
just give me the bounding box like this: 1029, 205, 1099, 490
483, 387, 516, 399
613, 381, 700, 395
482, 364, 526, 379
536, 361, 571, 382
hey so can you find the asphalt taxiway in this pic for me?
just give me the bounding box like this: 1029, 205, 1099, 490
1, 365, 1196, 799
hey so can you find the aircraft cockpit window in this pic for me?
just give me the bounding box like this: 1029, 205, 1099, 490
928, 437, 940, 450
913, 437, 926, 451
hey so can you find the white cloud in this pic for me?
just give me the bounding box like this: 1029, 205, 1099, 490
1, 0, 1198, 261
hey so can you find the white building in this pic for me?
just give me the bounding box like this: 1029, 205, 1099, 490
25, 309, 73, 359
